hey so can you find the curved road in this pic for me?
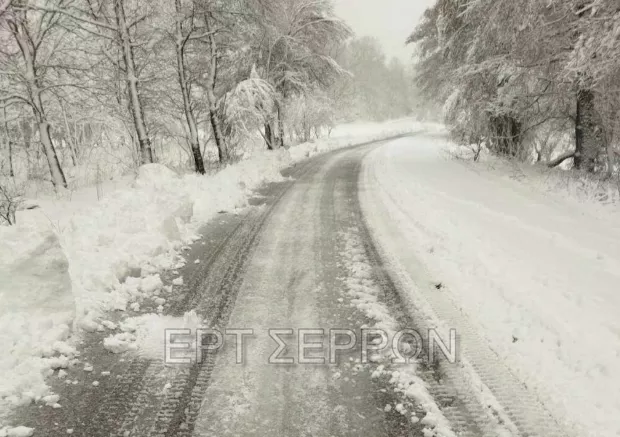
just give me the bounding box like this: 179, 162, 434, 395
10, 136, 520, 436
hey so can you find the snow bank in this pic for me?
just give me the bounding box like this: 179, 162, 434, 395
449, 143, 620, 211
1, 118, 430, 418
0, 225, 75, 416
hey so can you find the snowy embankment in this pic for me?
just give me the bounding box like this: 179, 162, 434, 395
360, 135, 620, 437
0, 119, 432, 427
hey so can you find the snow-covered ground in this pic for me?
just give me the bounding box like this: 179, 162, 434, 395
360, 135, 620, 437
0, 119, 433, 430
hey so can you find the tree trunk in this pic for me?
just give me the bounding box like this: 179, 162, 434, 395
175, 0, 205, 174
8, 17, 67, 188
488, 114, 521, 158
114, 0, 153, 165
61, 103, 79, 166
8, 139, 14, 178
3, 108, 14, 177
264, 123, 275, 150
204, 13, 228, 164
575, 88, 600, 172
276, 100, 285, 148
38, 121, 67, 187
209, 110, 227, 162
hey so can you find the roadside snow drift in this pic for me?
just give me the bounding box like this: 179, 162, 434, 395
0, 225, 75, 417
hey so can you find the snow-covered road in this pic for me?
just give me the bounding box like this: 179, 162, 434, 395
8, 133, 617, 437
10, 137, 471, 437
361, 135, 620, 437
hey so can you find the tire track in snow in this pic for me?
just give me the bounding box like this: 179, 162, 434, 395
359, 138, 573, 437
332, 149, 488, 437
5, 134, 412, 437
147, 155, 330, 436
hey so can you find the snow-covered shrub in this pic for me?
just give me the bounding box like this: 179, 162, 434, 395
0, 179, 23, 226
286, 93, 336, 143
221, 68, 277, 155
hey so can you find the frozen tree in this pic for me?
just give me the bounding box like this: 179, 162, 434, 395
0, 0, 363, 187
221, 67, 276, 149
252, 0, 350, 148
410, 0, 620, 175
0, 0, 70, 188
29, 0, 159, 165
170, 0, 209, 173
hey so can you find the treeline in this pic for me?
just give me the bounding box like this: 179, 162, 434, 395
410, 0, 620, 175
0, 0, 351, 188
331, 36, 420, 123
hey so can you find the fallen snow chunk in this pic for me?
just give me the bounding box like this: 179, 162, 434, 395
101, 321, 117, 330
194, 259, 200, 264
48, 355, 70, 370
101, 371, 111, 376
421, 412, 438, 427
120, 319, 138, 333
41, 394, 60, 405
92, 381, 99, 387
66, 430, 74, 435
129, 311, 203, 361
384, 404, 392, 413
369, 354, 382, 363
57, 370, 68, 379
103, 332, 137, 354
83, 364, 93, 372
154, 298, 166, 306
52, 341, 77, 357
78, 313, 100, 332
172, 277, 183, 286
130, 303, 140, 312
141, 275, 163, 294
6, 427, 35, 437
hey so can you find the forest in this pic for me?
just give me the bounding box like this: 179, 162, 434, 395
410, 0, 620, 177
0, 0, 416, 209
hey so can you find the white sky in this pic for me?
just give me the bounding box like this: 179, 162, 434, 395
334, 0, 435, 61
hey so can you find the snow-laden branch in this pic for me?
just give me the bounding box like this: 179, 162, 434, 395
0, 0, 11, 16
547, 150, 576, 168
14, 5, 118, 31
0, 94, 33, 108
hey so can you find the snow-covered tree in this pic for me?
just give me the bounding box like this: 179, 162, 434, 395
410, 0, 620, 175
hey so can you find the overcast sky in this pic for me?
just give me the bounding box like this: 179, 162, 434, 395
333, 0, 435, 61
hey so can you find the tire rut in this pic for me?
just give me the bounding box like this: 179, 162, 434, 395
5, 134, 414, 437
